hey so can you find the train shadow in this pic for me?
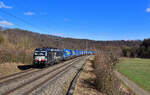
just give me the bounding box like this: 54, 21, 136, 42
17, 65, 40, 70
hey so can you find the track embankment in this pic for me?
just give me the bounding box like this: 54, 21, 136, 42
73, 56, 103, 95
0, 56, 89, 95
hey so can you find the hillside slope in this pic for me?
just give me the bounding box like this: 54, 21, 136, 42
0, 27, 142, 64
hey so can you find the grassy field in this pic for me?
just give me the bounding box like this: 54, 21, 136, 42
116, 58, 150, 92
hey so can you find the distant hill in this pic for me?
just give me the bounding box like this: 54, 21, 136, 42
0, 27, 142, 49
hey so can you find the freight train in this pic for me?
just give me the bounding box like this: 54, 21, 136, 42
33, 47, 94, 67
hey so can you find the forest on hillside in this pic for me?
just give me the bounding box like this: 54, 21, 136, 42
0, 27, 142, 64
122, 38, 150, 58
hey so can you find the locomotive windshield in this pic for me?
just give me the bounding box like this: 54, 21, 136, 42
34, 51, 46, 56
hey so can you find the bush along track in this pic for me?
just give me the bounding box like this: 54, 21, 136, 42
93, 53, 134, 95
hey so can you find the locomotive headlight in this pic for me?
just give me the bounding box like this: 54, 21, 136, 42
34, 53, 38, 55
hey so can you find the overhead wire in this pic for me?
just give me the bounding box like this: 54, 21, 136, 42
0, 9, 43, 32
7, 0, 51, 33
0, 0, 48, 32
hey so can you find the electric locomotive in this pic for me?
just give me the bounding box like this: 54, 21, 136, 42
33, 48, 63, 67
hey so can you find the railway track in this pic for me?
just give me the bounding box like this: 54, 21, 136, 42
0, 69, 40, 87
0, 56, 83, 95
0, 68, 34, 81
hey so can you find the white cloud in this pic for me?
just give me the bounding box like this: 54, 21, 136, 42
0, 20, 14, 26
24, 12, 35, 16
146, 8, 150, 12
0, 2, 12, 9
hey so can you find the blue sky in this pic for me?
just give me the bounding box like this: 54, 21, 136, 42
0, 0, 150, 40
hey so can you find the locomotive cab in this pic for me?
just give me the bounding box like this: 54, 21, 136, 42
33, 49, 48, 66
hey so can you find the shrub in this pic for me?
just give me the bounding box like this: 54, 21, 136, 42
93, 52, 131, 95
0, 33, 5, 44
122, 47, 139, 58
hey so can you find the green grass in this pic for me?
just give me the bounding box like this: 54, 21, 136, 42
116, 58, 150, 92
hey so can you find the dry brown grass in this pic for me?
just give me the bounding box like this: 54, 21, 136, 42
0, 63, 23, 77
74, 57, 103, 95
